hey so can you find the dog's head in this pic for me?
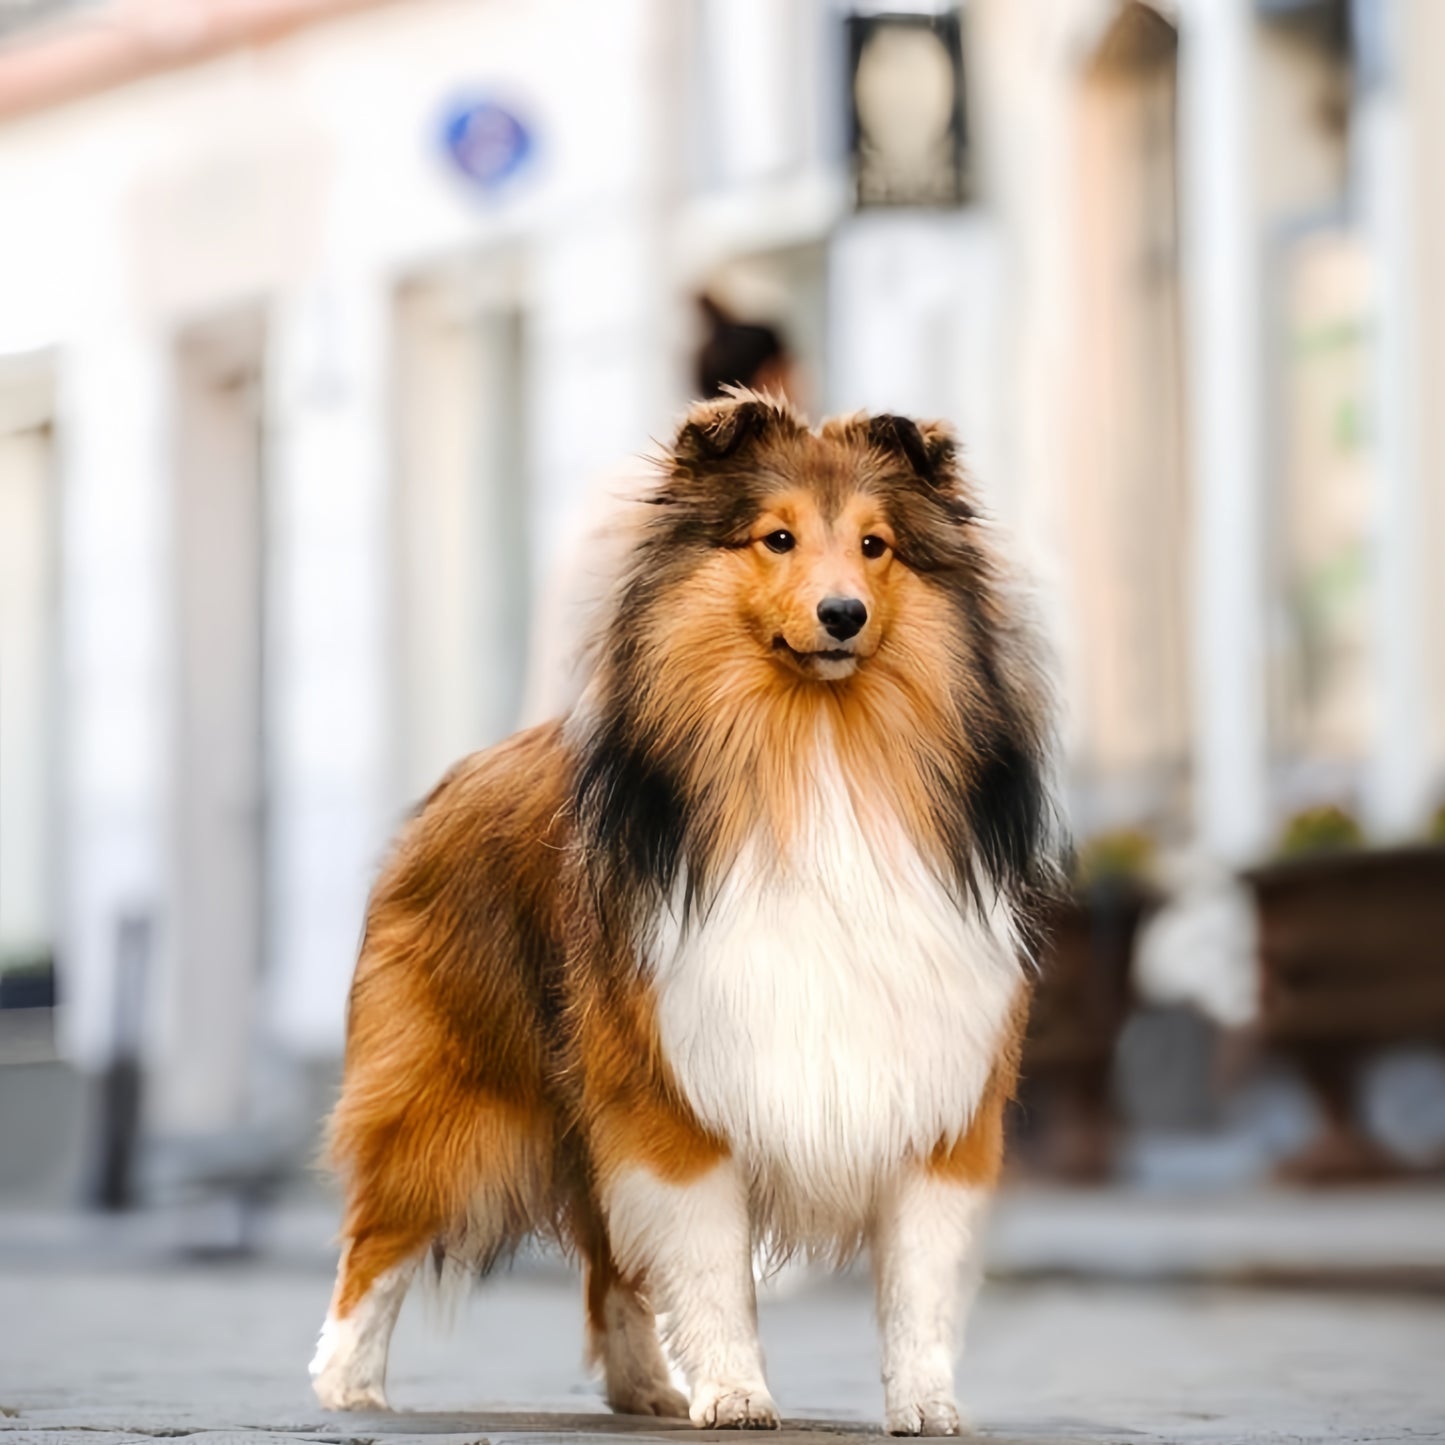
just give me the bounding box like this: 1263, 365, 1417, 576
626, 391, 984, 688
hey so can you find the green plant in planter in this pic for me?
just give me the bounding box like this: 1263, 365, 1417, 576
0, 946, 54, 979
1277, 804, 1365, 858
1428, 803, 1445, 846
1074, 828, 1156, 891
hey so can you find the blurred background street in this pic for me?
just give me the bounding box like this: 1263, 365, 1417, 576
1, 0, 1444, 1438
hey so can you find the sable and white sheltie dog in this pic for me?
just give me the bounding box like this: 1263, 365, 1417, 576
310, 393, 1060, 1434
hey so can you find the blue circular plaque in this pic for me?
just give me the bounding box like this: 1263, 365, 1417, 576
440, 97, 534, 190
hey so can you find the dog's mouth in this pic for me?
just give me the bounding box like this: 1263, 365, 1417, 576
771, 637, 860, 672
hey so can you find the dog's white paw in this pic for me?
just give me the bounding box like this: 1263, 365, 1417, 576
309, 1325, 389, 1412
886, 1395, 967, 1436
690, 1379, 781, 1429
311, 1368, 388, 1413
609, 1380, 691, 1419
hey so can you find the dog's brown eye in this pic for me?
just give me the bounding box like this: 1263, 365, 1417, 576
762, 530, 796, 554
861, 534, 889, 560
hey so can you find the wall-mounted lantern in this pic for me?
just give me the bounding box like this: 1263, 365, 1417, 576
846, 11, 970, 209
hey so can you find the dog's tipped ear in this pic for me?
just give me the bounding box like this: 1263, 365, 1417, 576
673, 393, 793, 465
866, 414, 959, 489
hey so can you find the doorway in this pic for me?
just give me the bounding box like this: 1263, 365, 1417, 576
0, 393, 58, 1011
392, 265, 531, 810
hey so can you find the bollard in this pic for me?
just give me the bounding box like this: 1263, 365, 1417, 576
87, 913, 150, 1211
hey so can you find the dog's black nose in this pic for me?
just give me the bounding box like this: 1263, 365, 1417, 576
818, 596, 867, 642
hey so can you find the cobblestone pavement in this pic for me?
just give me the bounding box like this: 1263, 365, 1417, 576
2, 1259, 1443, 1445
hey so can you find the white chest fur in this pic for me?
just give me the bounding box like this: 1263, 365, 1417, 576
646, 764, 1023, 1246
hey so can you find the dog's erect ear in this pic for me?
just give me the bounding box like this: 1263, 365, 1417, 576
866, 414, 959, 490
673, 393, 793, 465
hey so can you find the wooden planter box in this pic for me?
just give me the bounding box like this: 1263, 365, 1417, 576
1243, 844, 1445, 1181
1013, 879, 1157, 1181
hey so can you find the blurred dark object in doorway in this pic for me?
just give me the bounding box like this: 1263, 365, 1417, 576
0, 952, 55, 1010
1245, 842, 1445, 1184
1013, 875, 1159, 1182
695, 294, 794, 401
0, 949, 57, 1071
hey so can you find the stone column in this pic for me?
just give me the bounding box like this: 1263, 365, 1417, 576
1355, 0, 1431, 837
1177, 0, 1270, 861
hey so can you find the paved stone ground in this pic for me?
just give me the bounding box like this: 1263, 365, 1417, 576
1, 1259, 1442, 1445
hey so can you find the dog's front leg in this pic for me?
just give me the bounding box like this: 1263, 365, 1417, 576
603, 1158, 779, 1429
871, 1170, 991, 1436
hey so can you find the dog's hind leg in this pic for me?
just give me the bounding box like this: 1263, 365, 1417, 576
311, 1228, 426, 1411
312, 727, 570, 1410
578, 1205, 688, 1419
313, 1076, 554, 1411
311, 1112, 453, 1412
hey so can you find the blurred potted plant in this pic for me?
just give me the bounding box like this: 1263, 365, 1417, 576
1013, 829, 1160, 1182
1243, 804, 1445, 1183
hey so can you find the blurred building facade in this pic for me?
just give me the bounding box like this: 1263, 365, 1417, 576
0, 0, 1442, 1156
